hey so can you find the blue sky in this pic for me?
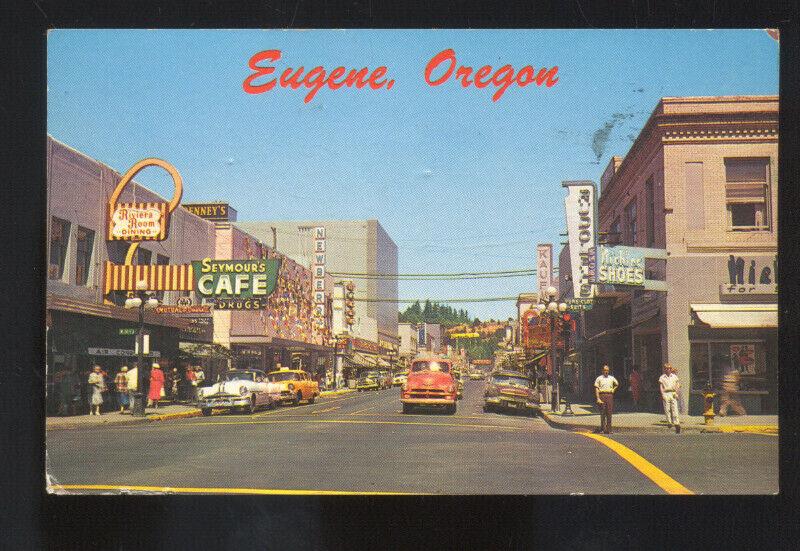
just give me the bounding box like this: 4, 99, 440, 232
48, 29, 778, 320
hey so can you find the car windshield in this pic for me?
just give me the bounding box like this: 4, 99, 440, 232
269, 372, 300, 382
411, 361, 450, 373
361, 372, 379, 379
224, 371, 255, 382
492, 375, 530, 387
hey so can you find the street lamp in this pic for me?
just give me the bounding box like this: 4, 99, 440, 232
124, 279, 159, 416
538, 286, 567, 412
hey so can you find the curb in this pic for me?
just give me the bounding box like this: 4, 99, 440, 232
147, 409, 203, 422
541, 411, 777, 434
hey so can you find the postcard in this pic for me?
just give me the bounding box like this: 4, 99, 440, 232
45, 29, 778, 495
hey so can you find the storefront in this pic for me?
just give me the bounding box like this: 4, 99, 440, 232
688, 304, 777, 414
46, 294, 187, 415
229, 339, 333, 384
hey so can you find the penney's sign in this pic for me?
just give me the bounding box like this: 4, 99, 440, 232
192, 258, 281, 309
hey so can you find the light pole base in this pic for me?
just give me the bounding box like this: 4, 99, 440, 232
131, 392, 146, 417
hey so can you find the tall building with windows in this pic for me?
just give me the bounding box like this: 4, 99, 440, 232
582, 96, 778, 414
234, 220, 399, 351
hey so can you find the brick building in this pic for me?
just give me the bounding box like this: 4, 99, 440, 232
581, 96, 778, 414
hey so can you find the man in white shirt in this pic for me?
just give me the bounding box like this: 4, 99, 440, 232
594, 365, 619, 434
659, 363, 681, 433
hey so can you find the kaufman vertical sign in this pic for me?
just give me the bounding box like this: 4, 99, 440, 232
537, 243, 553, 294
563, 180, 597, 299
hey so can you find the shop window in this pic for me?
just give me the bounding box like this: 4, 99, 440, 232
625, 200, 637, 246
49, 217, 71, 280
690, 341, 767, 391
725, 158, 770, 231
75, 226, 95, 286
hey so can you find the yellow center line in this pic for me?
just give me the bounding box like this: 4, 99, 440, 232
178, 418, 524, 431
310, 406, 341, 415
47, 484, 423, 496
578, 431, 694, 495
250, 393, 361, 418
348, 405, 378, 415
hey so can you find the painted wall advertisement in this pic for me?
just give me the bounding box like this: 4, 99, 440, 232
563, 180, 597, 299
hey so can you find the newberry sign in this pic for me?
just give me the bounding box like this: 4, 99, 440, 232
192, 258, 281, 310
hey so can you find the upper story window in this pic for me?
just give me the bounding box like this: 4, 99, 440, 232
625, 199, 637, 245
49, 217, 70, 280
75, 226, 95, 286
136, 247, 152, 265
725, 158, 770, 231
608, 217, 621, 246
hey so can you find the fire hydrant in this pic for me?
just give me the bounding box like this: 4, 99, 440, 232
703, 386, 716, 425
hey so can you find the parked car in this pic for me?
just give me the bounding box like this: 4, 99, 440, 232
197, 369, 280, 416
377, 370, 393, 389
469, 370, 485, 380
356, 370, 382, 391
482, 371, 538, 415
267, 368, 320, 405
401, 358, 457, 414
392, 371, 408, 386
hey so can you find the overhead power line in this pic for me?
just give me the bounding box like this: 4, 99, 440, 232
329, 268, 536, 277
354, 296, 522, 303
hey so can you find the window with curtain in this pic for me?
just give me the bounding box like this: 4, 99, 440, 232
49, 217, 71, 280
725, 158, 770, 231
75, 226, 95, 285
625, 199, 637, 245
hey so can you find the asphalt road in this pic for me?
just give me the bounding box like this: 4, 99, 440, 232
46, 381, 778, 495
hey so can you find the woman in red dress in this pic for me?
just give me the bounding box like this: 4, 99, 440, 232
147, 363, 165, 408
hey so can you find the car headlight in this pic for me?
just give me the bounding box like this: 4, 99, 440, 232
288, 383, 295, 391
401, 383, 408, 391
240, 386, 248, 396
448, 384, 456, 393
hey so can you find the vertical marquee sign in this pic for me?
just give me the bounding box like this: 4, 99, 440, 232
312, 226, 327, 328
563, 180, 597, 300
537, 243, 553, 294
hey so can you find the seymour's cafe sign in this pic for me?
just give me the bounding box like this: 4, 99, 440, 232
104, 159, 281, 311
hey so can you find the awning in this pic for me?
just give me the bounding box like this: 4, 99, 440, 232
691, 304, 777, 329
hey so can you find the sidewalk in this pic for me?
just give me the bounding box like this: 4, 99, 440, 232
47, 390, 356, 431
540, 403, 778, 434
46, 403, 203, 431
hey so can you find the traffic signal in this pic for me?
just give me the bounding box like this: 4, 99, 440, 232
344, 281, 356, 327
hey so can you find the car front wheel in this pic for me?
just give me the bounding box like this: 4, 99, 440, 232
402, 403, 412, 414
294, 391, 302, 406
201, 408, 212, 416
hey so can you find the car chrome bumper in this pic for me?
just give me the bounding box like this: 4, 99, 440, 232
401, 397, 456, 406
485, 397, 538, 409
198, 396, 250, 408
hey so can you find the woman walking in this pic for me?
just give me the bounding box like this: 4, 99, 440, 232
147, 363, 165, 409
87, 365, 105, 416
115, 366, 130, 413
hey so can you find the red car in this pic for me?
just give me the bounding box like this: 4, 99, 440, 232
401, 358, 458, 415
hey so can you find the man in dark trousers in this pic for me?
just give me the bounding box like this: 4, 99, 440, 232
594, 365, 619, 434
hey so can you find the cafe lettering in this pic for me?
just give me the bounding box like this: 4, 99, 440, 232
192, 258, 281, 310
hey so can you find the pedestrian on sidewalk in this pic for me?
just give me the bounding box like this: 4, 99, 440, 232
185, 366, 196, 402
629, 366, 642, 411
658, 363, 681, 433
87, 365, 105, 416
719, 366, 747, 416
169, 368, 180, 402
191, 365, 206, 403
594, 365, 619, 434
147, 363, 165, 409
115, 366, 130, 413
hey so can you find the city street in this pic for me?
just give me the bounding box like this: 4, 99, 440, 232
46, 381, 778, 495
